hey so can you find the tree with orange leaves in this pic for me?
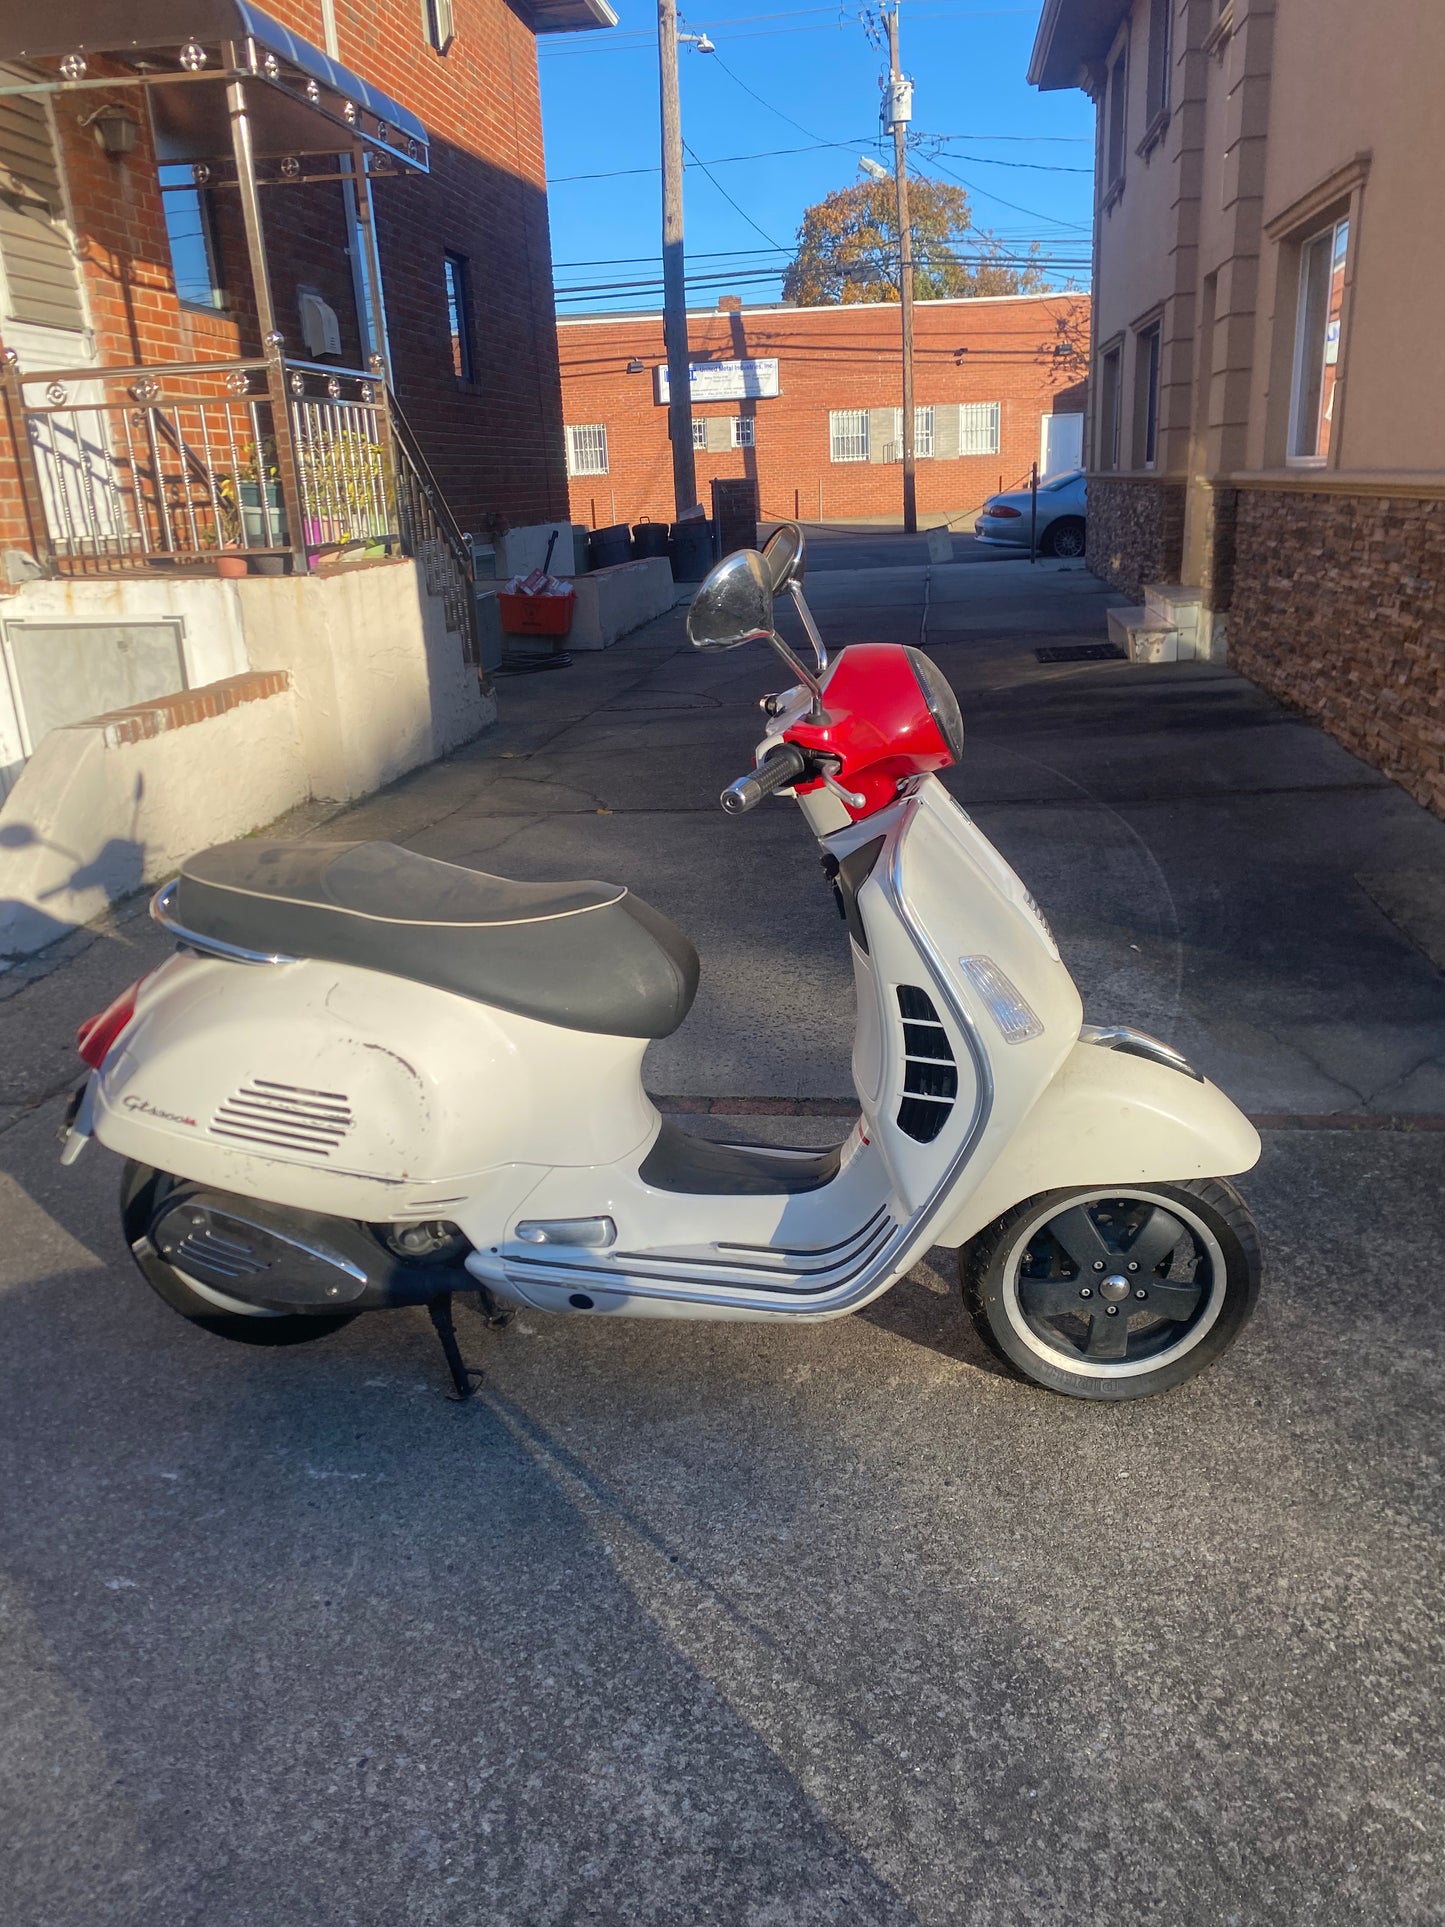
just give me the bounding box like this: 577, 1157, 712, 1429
782, 176, 1044, 306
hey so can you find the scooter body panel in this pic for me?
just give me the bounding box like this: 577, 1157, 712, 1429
91, 950, 654, 1222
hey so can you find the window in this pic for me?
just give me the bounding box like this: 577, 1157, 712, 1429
1288, 216, 1348, 463
914, 405, 934, 458
958, 401, 1001, 456
830, 409, 869, 463
1145, 0, 1172, 124
732, 416, 754, 448
442, 252, 472, 381
1135, 323, 1162, 468
1098, 344, 1123, 469
158, 164, 224, 310
424, 0, 455, 54
1104, 47, 1128, 193
692, 419, 708, 449
566, 423, 608, 476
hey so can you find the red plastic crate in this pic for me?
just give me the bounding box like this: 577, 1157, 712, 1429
499, 591, 574, 637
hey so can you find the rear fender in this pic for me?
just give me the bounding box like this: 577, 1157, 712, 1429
935, 1039, 1261, 1249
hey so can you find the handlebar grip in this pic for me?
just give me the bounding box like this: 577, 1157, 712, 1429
720, 742, 810, 815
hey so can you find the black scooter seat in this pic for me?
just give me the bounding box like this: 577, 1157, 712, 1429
173, 841, 699, 1039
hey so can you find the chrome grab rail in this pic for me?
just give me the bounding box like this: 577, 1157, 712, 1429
151, 879, 297, 967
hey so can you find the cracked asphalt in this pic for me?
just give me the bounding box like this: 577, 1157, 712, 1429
2, 540, 1443, 1925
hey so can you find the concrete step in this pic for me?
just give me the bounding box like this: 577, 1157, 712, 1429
1145, 582, 1204, 638
1107, 603, 1180, 663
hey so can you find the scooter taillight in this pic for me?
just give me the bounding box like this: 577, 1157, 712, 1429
76, 977, 146, 1070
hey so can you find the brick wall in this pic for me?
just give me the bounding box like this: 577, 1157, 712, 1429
1229, 487, 1445, 817
1084, 475, 1185, 597
1, 0, 567, 550
557, 294, 1090, 529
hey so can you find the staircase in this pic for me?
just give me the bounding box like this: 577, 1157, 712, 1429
1107, 584, 1223, 664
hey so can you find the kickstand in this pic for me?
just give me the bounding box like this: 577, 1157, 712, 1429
427, 1293, 483, 1401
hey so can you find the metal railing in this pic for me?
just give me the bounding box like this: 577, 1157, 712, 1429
1, 348, 480, 667
389, 394, 480, 666
1, 352, 396, 571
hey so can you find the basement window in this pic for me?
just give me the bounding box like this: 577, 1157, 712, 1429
566, 423, 609, 476
1288, 215, 1349, 464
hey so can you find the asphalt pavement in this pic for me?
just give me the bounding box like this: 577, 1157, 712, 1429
2, 546, 1443, 1926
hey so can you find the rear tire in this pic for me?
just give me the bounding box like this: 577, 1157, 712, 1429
962, 1178, 1261, 1401
1045, 517, 1086, 559
120, 1162, 359, 1347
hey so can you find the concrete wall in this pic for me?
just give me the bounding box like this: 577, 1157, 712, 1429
236, 559, 491, 801
0, 557, 494, 958
0, 674, 306, 958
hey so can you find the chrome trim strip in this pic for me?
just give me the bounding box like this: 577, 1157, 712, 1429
716, 1204, 890, 1258
503, 1218, 897, 1300
151, 880, 297, 967
610, 1215, 893, 1281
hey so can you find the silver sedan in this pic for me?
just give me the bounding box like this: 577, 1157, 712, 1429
975, 469, 1087, 558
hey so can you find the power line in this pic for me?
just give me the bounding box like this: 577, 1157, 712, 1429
681, 140, 787, 249
915, 152, 1092, 231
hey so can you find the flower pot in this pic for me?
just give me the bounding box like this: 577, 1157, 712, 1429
216, 552, 248, 579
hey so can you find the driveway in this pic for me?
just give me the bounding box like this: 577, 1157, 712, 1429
2, 551, 1442, 1926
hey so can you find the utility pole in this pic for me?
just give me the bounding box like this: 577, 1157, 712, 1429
884, 6, 916, 533
658, 0, 696, 518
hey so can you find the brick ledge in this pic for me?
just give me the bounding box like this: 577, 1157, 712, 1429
82, 670, 292, 748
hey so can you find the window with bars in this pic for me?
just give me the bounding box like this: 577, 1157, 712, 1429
732, 416, 754, 447
692, 419, 708, 449
565, 423, 609, 476
914, 405, 934, 459
830, 408, 869, 462
958, 401, 1001, 456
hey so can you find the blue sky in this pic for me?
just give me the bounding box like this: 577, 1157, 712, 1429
537, 3, 1096, 313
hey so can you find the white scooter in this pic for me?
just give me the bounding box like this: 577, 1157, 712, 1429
61, 525, 1262, 1402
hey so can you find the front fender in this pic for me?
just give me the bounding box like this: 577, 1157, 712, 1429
936, 1039, 1261, 1249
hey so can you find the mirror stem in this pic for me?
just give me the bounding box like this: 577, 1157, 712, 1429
787, 584, 829, 678
765, 631, 828, 722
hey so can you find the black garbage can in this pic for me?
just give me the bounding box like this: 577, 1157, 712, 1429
589, 524, 632, 569
632, 519, 670, 560
669, 518, 714, 583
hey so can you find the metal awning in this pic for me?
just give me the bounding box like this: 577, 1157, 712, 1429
1027, 0, 1127, 91
2, 1, 431, 170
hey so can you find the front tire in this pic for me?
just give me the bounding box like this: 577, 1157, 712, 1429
120, 1162, 359, 1347
962, 1179, 1260, 1400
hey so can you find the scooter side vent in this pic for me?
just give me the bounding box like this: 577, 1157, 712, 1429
895, 985, 956, 1144
210, 1079, 354, 1157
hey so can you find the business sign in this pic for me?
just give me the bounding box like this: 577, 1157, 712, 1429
654, 358, 780, 404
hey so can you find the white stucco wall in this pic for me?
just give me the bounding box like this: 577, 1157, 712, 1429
236, 559, 492, 800
0, 686, 307, 958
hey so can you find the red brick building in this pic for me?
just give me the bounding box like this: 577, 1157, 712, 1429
0, 0, 610, 557
557, 291, 1090, 530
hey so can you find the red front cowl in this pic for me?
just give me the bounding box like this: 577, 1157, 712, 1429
784, 643, 955, 820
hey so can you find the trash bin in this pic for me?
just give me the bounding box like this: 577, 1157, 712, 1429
669, 518, 714, 583
632, 519, 670, 560
589, 524, 631, 569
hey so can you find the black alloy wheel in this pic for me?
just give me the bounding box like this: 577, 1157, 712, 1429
963, 1178, 1261, 1400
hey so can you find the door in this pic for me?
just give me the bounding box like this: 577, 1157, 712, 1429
1039, 412, 1084, 477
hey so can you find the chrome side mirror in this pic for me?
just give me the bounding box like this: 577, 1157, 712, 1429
761, 521, 805, 594
686, 548, 774, 652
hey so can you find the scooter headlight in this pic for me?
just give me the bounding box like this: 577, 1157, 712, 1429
904, 647, 965, 764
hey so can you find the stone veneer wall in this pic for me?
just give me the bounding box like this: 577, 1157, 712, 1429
1084, 477, 1186, 598
1229, 487, 1445, 817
